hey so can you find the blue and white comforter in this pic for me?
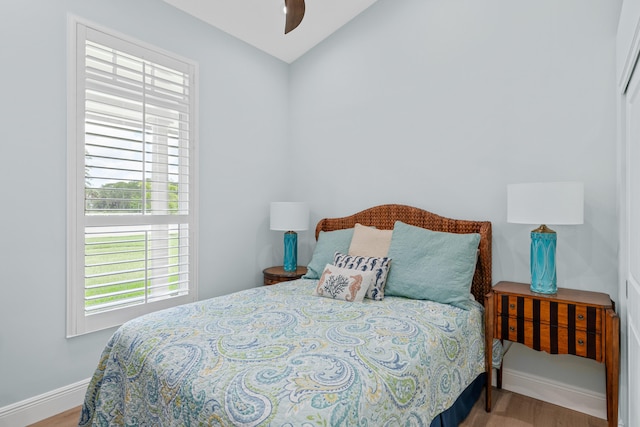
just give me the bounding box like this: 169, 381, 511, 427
80, 280, 487, 426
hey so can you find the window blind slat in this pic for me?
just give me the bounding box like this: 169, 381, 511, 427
84, 297, 145, 313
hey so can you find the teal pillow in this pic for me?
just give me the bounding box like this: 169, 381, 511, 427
385, 221, 480, 309
303, 228, 355, 279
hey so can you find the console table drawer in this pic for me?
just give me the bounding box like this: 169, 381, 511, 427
496, 315, 602, 360
496, 294, 602, 334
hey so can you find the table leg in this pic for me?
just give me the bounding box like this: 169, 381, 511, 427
605, 308, 619, 427
485, 291, 494, 412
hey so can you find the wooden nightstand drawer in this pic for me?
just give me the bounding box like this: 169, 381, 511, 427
264, 276, 286, 286
496, 295, 602, 334
496, 316, 601, 360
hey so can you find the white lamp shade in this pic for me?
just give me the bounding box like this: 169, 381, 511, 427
270, 202, 309, 231
507, 182, 584, 225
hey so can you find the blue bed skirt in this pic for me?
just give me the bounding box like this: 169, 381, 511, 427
430, 372, 486, 427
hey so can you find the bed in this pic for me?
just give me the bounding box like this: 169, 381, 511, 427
80, 204, 493, 426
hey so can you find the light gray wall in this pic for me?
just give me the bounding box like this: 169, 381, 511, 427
0, 0, 288, 406
289, 0, 621, 395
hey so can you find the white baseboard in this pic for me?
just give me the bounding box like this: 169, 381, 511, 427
0, 378, 90, 427
0, 370, 612, 426
500, 367, 607, 420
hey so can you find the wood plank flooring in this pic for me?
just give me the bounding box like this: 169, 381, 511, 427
28, 406, 80, 427
460, 388, 607, 427
30, 387, 607, 426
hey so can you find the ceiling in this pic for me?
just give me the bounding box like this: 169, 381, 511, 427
163, 0, 379, 63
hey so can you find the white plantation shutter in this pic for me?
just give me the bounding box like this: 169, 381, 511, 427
68, 19, 198, 336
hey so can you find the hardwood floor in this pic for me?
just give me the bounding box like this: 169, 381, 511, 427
461, 388, 607, 427
30, 388, 607, 427
28, 406, 81, 427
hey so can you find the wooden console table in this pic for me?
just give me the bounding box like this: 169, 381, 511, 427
485, 281, 620, 427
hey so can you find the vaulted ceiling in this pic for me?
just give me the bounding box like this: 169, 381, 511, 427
163, 0, 379, 63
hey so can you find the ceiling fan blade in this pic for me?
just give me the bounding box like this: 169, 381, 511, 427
285, 0, 305, 34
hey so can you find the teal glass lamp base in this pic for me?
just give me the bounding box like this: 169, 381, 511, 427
283, 231, 298, 272
530, 227, 557, 294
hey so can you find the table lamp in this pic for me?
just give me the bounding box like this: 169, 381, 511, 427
270, 202, 309, 272
507, 182, 584, 294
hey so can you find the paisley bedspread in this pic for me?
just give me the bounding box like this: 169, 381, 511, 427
80, 279, 487, 426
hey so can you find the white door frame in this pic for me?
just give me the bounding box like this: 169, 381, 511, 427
618, 37, 640, 427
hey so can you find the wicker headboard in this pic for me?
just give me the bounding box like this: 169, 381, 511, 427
315, 204, 492, 305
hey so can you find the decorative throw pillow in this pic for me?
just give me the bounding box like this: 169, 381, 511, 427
384, 221, 480, 309
313, 264, 374, 302
348, 223, 393, 258
333, 252, 391, 301
303, 228, 355, 279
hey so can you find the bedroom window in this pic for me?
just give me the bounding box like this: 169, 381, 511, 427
67, 18, 198, 336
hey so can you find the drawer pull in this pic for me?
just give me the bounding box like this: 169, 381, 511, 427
509, 304, 515, 309
577, 314, 585, 321
578, 339, 585, 346
509, 326, 515, 332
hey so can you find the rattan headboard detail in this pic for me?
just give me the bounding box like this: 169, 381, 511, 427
315, 204, 492, 305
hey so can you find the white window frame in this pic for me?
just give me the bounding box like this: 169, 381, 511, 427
67, 16, 198, 337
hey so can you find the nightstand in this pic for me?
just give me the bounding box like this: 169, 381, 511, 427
484, 281, 620, 427
262, 266, 307, 286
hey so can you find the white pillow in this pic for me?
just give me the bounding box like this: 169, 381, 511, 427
313, 264, 374, 302
348, 223, 392, 257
